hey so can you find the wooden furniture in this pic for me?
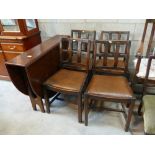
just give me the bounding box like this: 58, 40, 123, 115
0, 19, 41, 80
100, 31, 130, 40
71, 30, 96, 40
99, 31, 130, 78
5, 35, 65, 112
43, 38, 91, 122
136, 55, 155, 114
84, 40, 135, 132
71, 30, 96, 53
137, 19, 155, 57
132, 19, 155, 113
95, 40, 131, 77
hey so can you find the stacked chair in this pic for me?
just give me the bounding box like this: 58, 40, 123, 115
43, 30, 136, 132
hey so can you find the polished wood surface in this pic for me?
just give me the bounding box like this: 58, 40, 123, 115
1, 43, 25, 52
5, 35, 64, 97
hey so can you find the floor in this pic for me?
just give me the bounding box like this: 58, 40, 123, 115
0, 80, 144, 135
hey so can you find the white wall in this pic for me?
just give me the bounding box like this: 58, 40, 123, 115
38, 19, 153, 69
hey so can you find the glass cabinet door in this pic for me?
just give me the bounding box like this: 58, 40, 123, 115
1, 19, 20, 32
25, 19, 37, 31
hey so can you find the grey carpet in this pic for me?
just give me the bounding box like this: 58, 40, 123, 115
0, 80, 144, 135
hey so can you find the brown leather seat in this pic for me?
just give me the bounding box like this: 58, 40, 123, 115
43, 38, 91, 123
84, 40, 135, 132
44, 69, 87, 93
86, 75, 134, 99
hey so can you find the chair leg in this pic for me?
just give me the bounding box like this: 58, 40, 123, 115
43, 88, 50, 113
77, 94, 82, 123
126, 102, 130, 108
84, 97, 88, 126
138, 101, 143, 116
125, 101, 135, 132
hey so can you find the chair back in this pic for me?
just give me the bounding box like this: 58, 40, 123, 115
100, 31, 130, 41
71, 30, 96, 40
71, 30, 96, 52
137, 19, 155, 57
60, 37, 91, 72
93, 40, 131, 75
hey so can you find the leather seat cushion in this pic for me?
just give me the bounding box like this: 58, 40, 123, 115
143, 95, 155, 134
44, 69, 87, 93
86, 75, 134, 99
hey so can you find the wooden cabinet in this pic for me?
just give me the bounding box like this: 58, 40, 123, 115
0, 19, 41, 80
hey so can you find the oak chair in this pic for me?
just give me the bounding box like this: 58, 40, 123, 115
96, 39, 131, 77
84, 40, 135, 132
71, 30, 96, 52
98, 31, 130, 78
43, 37, 91, 123
71, 30, 96, 40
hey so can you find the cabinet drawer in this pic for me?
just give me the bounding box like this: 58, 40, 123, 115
4, 52, 21, 61
1, 43, 25, 52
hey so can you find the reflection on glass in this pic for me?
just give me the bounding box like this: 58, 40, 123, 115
25, 19, 36, 31
1, 19, 20, 32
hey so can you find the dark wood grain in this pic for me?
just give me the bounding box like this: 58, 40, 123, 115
5, 35, 64, 97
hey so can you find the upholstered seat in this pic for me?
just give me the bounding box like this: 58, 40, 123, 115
44, 69, 87, 93
43, 38, 91, 123
143, 95, 155, 134
84, 40, 135, 132
86, 75, 133, 99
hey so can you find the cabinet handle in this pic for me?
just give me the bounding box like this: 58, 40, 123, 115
8, 46, 16, 50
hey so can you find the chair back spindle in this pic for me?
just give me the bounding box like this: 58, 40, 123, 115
93, 40, 131, 76
60, 38, 91, 72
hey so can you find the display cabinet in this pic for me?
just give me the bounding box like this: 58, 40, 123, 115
0, 19, 41, 79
